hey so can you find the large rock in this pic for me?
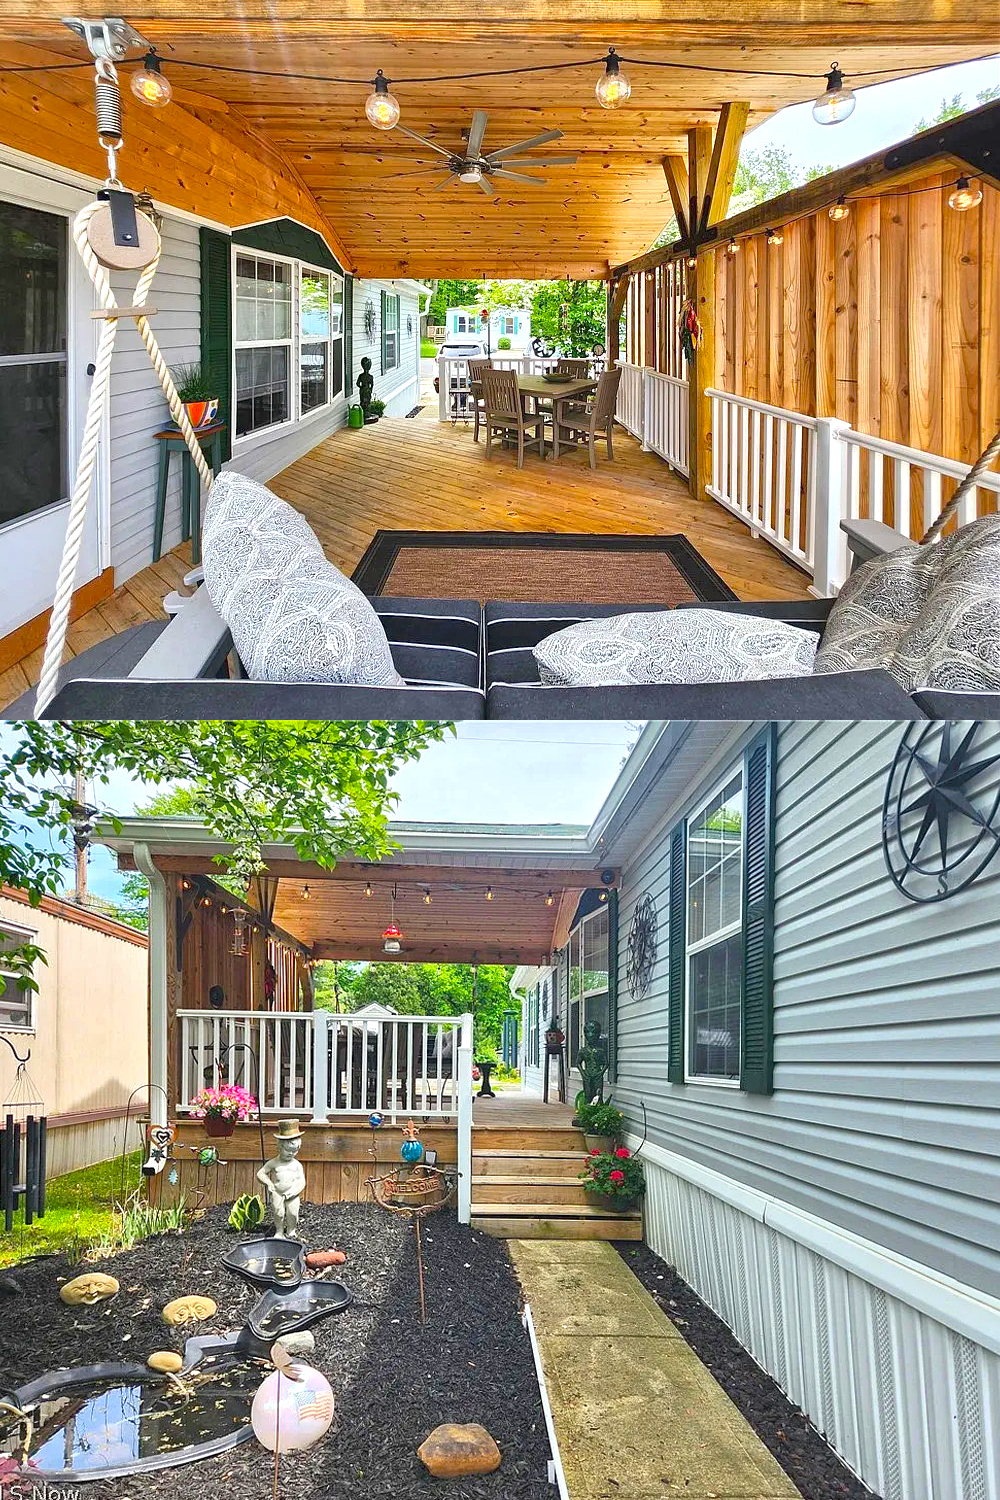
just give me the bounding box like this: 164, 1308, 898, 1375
274, 1329, 315, 1357
147, 1350, 184, 1373
60, 1273, 119, 1306
305, 1248, 347, 1269
417, 1424, 501, 1478
162, 1294, 217, 1325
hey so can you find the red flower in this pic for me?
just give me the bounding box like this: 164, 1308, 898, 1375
615, 1147, 630, 1159
609, 1169, 625, 1183
588, 1147, 601, 1156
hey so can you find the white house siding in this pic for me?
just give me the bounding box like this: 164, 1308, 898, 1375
352, 279, 422, 417
613, 719, 1000, 1500
107, 215, 201, 584
227, 390, 349, 486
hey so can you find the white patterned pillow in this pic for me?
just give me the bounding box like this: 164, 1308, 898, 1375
533, 609, 819, 686
814, 511, 1000, 690
202, 472, 404, 686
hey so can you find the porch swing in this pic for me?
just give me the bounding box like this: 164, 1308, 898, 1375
22, 49, 1000, 724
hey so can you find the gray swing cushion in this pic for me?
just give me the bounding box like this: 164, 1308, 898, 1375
532, 608, 819, 686
201, 471, 404, 686
814, 510, 1000, 691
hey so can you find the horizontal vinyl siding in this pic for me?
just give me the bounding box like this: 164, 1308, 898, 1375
353, 280, 421, 416
616, 720, 1000, 1299
108, 216, 200, 584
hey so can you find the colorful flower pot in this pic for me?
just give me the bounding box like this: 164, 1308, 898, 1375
204, 1115, 235, 1139
584, 1134, 616, 1154
183, 397, 219, 430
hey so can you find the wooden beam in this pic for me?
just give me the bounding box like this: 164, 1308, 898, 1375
703, 101, 750, 231
662, 155, 690, 244
122, 853, 615, 887
687, 123, 715, 504
312, 941, 553, 965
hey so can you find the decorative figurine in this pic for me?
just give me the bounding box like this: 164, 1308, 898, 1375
576, 1018, 609, 1105
141, 1122, 176, 1178
258, 1120, 306, 1239
400, 1120, 424, 1164
356, 356, 375, 420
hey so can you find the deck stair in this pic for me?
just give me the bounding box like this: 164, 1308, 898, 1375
470, 1125, 642, 1241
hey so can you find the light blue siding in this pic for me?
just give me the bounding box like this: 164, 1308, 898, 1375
614, 720, 1000, 1298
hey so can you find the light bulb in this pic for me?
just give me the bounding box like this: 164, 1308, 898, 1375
828, 196, 850, 221
948, 176, 982, 212
545, 891, 555, 906
726, 238, 740, 257
596, 47, 631, 110
766, 227, 784, 247
459, 164, 483, 184
130, 51, 172, 108
485, 886, 494, 901
364, 882, 373, 898
302, 884, 310, 899
366, 70, 400, 130
812, 64, 856, 125
423, 890, 432, 905
686, 254, 697, 269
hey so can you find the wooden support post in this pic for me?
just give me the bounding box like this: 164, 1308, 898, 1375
704, 102, 750, 232
687, 125, 715, 501
607, 272, 631, 366
662, 156, 690, 245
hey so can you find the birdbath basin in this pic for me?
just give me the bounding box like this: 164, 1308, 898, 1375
221, 1236, 306, 1291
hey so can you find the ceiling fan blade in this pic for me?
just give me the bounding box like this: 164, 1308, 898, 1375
431, 173, 460, 190
490, 168, 547, 184
493, 154, 577, 166
478, 175, 497, 195
394, 123, 458, 160
380, 166, 451, 182
466, 109, 488, 161
485, 129, 563, 162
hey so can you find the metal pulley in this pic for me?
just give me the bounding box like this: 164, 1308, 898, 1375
86, 190, 160, 271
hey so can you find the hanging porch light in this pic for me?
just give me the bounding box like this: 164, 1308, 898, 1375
828, 195, 851, 221
382, 922, 402, 954
596, 48, 631, 110
812, 64, 856, 125
130, 49, 172, 107
766, 227, 784, 246
948, 176, 983, 212
366, 70, 400, 130
230, 908, 248, 957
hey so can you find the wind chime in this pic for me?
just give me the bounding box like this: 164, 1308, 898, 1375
0, 1040, 47, 1233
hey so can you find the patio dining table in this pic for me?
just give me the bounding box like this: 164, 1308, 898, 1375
517, 373, 598, 460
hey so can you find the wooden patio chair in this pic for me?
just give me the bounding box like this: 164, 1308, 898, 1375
555, 358, 591, 378
552, 365, 622, 468
467, 357, 493, 442
482, 367, 545, 467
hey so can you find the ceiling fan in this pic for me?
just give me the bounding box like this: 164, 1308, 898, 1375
381, 108, 577, 193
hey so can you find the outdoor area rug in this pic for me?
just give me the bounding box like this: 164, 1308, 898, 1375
351, 531, 738, 604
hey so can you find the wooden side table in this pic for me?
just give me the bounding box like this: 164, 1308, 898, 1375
152, 421, 226, 564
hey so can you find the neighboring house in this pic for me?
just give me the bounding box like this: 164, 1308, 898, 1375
0, 140, 427, 649
0, 886, 148, 1176
445, 305, 531, 352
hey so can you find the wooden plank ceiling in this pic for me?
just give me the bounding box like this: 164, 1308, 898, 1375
1, 7, 993, 278
270, 868, 589, 965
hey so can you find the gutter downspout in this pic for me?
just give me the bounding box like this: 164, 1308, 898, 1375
133, 842, 168, 1128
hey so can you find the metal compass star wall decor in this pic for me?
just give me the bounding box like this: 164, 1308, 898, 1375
626, 895, 658, 999
882, 723, 1000, 903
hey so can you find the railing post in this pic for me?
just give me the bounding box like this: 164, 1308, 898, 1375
813, 416, 851, 597
456, 1012, 474, 1225
437, 356, 447, 422
311, 1007, 329, 1124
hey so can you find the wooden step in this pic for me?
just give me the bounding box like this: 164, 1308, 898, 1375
473, 1149, 586, 1179
472, 1127, 585, 1152
472, 1175, 589, 1206
472, 1203, 643, 1241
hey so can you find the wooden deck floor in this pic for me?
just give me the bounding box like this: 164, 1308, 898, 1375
473, 1090, 577, 1130
1, 407, 808, 704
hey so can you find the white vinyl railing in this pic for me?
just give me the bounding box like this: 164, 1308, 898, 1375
437, 352, 562, 421
615, 360, 646, 442
841, 429, 1000, 537
644, 370, 690, 477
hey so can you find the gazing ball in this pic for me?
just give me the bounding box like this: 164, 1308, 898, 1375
251, 1363, 335, 1452
368, 1112, 384, 1130
198, 1147, 218, 1167
401, 1140, 424, 1164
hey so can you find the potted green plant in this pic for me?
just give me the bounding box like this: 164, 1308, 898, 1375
170, 361, 220, 430
580, 1144, 645, 1213
369, 397, 387, 419
573, 1099, 625, 1152
545, 1011, 565, 1055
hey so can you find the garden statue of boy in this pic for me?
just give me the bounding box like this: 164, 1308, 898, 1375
257, 1120, 306, 1239
577, 1019, 608, 1105
356, 357, 374, 419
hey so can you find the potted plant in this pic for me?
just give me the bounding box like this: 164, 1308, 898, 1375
369, 398, 387, 419
573, 1099, 625, 1152
170, 361, 220, 430
545, 1012, 565, 1055
190, 1082, 257, 1138
580, 1144, 645, 1213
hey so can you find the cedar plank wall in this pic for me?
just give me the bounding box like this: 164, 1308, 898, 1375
714, 171, 998, 532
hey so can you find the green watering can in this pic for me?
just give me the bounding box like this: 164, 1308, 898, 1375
347, 403, 365, 429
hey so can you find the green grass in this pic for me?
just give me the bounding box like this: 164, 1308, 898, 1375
420, 339, 439, 359
0, 1151, 143, 1268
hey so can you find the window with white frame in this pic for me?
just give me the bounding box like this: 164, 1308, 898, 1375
0, 918, 38, 1031
686, 769, 744, 1082
527, 985, 540, 1067
455, 312, 469, 333
567, 906, 610, 1068
234, 251, 343, 440
382, 292, 400, 373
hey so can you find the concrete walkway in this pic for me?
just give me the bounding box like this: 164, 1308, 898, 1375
511, 1240, 801, 1500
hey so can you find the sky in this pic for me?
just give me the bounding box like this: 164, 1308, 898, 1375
747, 55, 999, 173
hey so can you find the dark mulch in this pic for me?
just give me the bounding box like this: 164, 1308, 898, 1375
614, 1241, 879, 1500
0, 1204, 552, 1500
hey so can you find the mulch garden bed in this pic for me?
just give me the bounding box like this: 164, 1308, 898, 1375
0, 1203, 553, 1500
614, 1240, 879, 1500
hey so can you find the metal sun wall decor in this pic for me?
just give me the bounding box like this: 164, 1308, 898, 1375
882, 723, 1000, 904
626, 895, 657, 999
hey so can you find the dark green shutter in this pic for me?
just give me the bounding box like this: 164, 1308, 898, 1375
199, 227, 232, 460
380, 288, 388, 374
667, 823, 687, 1084
607, 889, 619, 1082
741, 723, 778, 1094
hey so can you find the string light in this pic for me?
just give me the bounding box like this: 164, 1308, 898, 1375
766, 227, 784, 246
363, 881, 373, 898
130, 49, 172, 107
948, 176, 983, 212
598, 890, 609, 902
485, 886, 494, 902
686, 253, 698, 269
365, 69, 400, 130
181, 879, 192, 891
828, 195, 851, 221
545, 891, 555, 906
302, 883, 310, 899
726, 238, 740, 256
596, 47, 631, 109
423, 889, 433, 905
812, 63, 856, 125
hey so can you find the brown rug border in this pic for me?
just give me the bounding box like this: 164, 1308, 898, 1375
351, 531, 739, 602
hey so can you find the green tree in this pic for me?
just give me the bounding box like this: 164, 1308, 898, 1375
1, 721, 450, 986
315, 961, 514, 1053
530, 280, 607, 355
426, 278, 484, 325
913, 87, 999, 134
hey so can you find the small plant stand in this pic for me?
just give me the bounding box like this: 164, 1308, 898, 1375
152, 420, 227, 563
542, 1046, 566, 1105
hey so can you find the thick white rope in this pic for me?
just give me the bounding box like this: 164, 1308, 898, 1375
33, 199, 215, 717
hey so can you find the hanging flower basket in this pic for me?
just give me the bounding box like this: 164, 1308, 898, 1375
204, 1114, 235, 1139
190, 1083, 258, 1139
